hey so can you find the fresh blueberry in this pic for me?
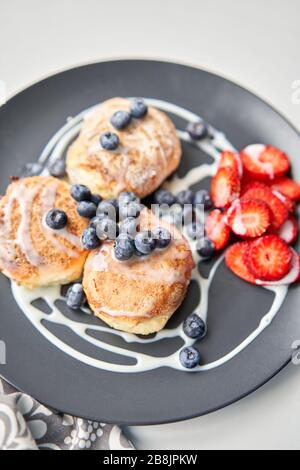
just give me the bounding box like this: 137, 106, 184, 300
179, 346, 201, 369
46, 209, 68, 230
49, 159, 66, 178
183, 313, 206, 339
97, 200, 118, 221
176, 190, 194, 206
135, 231, 156, 255
119, 191, 140, 206
96, 218, 119, 240
70, 184, 91, 202
100, 132, 120, 150
111, 110, 132, 130
181, 206, 194, 226
114, 233, 135, 261
81, 227, 100, 250
23, 162, 43, 177
151, 227, 171, 249
130, 99, 148, 118
119, 217, 139, 237
90, 194, 102, 206
186, 222, 204, 240
196, 237, 215, 259
119, 201, 142, 220
77, 201, 97, 219
89, 214, 107, 229
186, 120, 209, 140
194, 189, 212, 211
66, 283, 86, 310
154, 189, 177, 206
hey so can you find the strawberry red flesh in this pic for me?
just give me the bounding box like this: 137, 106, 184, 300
227, 198, 271, 238
211, 167, 240, 208
240, 144, 290, 181
225, 242, 256, 284
205, 209, 230, 250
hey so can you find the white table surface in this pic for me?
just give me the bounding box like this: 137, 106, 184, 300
1, 0, 299, 450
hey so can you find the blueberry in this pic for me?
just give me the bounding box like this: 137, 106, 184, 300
90, 194, 102, 206
119, 217, 139, 237
196, 237, 215, 259
176, 190, 194, 206
135, 231, 156, 255
66, 283, 86, 310
130, 99, 148, 118
100, 132, 120, 150
97, 200, 118, 221
181, 206, 194, 226
151, 227, 171, 248
179, 346, 201, 369
194, 189, 212, 211
49, 159, 66, 178
186, 222, 204, 240
77, 201, 97, 219
119, 191, 140, 206
89, 214, 107, 229
81, 227, 100, 250
96, 218, 119, 240
183, 313, 206, 339
23, 162, 43, 177
70, 184, 91, 202
154, 189, 177, 206
119, 201, 142, 220
111, 110, 132, 130
114, 233, 135, 261
186, 120, 208, 140
46, 209, 68, 230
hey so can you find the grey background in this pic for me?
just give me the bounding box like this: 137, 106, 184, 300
0, 0, 299, 450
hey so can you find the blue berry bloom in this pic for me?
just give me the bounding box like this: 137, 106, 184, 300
179, 346, 201, 369
89, 214, 107, 229
119, 201, 142, 220
100, 132, 120, 150
130, 98, 148, 118
151, 226, 171, 249
183, 313, 206, 339
176, 189, 194, 206
46, 209, 68, 230
66, 283, 86, 310
154, 189, 177, 206
186, 222, 204, 240
119, 191, 140, 206
135, 231, 156, 255
77, 201, 97, 219
114, 233, 135, 261
186, 120, 208, 141
81, 227, 100, 250
119, 217, 139, 237
194, 189, 212, 211
96, 218, 119, 240
111, 110, 132, 130
196, 237, 215, 259
97, 200, 118, 221
90, 194, 102, 206
49, 159, 66, 178
70, 184, 91, 202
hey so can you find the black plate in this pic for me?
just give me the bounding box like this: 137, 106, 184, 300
0, 60, 299, 425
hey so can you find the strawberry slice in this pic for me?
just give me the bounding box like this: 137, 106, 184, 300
271, 177, 300, 202
255, 249, 300, 286
272, 189, 295, 214
278, 216, 298, 245
242, 182, 288, 230
240, 144, 290, 181
218, 150, 243, 177
211, 167, 240, 208
246, 235, 292, 281
227, 198, 271, 238
205, 209, 230, 250
225, 242, 256, 284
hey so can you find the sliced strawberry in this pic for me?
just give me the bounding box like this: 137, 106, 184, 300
246, 235, 292, 281
272, 189, 295, 213
205, 209, 230, 250
227, 198, 271, 238
211, 167, 240, 208
218, 151, 243, 177
242, 182, 288, 230
278, 216, 298, 245
271, 177, 300, 202
255, 249, 300, 286
240, 144, 290, 181
225, 242, 256, 284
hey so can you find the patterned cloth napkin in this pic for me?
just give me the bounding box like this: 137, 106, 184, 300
0, 378, 133, 450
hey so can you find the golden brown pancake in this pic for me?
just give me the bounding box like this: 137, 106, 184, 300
83, 209, 194, 335
0, 176, 88, 288
66, 97, 181, 199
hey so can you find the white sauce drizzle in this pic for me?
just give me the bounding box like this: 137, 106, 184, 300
9, 98, 289, 373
